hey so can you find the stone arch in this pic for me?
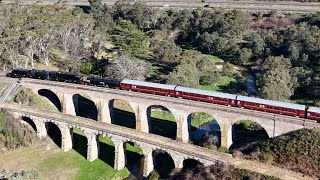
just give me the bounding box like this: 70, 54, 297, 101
109, 99, 136, 129
98, 134, 115, 167
45, 122, 62, 148
230, 119, 270, 150
123, 141, 144, 178
21, 116, 37, 132
152, 149, 175, 179
38, 89, 62, 112
72, 94, 98, 120
147, 105, 177, 140
183, 159, 203, 170
187, 112, 221, 148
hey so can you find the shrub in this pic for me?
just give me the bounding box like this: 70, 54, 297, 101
148, 170, 159, 180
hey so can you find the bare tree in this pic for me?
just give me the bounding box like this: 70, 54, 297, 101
105, 54, 148, 80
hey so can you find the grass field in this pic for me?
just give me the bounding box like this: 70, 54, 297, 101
0, 128, 146, 180
199, 76, 237, 92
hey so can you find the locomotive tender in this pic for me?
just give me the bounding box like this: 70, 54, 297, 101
6, 68, 320, 122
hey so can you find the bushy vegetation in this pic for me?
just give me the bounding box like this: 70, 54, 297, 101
169, 163, 278, 180
242, 128, 320, 178
0, 111, 38, 152
2, 1, 320, 102
0, 170, 40, 180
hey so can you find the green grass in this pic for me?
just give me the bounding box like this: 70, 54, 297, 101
290, 98, 317, 106
151, 111, 176, 122
35, 147, 130, 180
190, 112, 213, 128
199, 76, 237, 92
98, 135, 143, 155
113, 100, 134, 113
34, 129, 143, 180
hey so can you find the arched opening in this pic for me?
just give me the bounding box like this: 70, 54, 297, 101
73, 94, 98, 120
21, 117, 37, 132
45, 122, 62, 148
230, 120, 269, 151
183, 159, 203, 170
98, 135, 115, 167
38, 89, 62, 112
109, 99, 136, 129
152, 149, 175, 179
147, 105, 176, 139
72, 128, 87, 159
123, 141, 144, 178
188, 112, 221, 149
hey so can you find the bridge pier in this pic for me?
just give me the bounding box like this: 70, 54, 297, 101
130, 102, 149, 133
84, 129, 98, 162
220, 121, 233, 149
95, 99, 111, 124
141, 147, 154, 177
173, 110, 189, 143
112, 137, 126, 170
33, 119, 47, 139
59, 124, 73, 152
60, 93, 75, 116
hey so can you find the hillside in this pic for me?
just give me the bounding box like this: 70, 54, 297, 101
0, 110, 39, 152
241, 128, 320, 178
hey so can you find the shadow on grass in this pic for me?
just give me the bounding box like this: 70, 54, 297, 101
46, 122, 62, 148
230, 124, 269, 150
112, 109, 136, 129
98, 140, 115, 168
73, 94, 98, 120
150, 118, 177, 140
73, 133, 88, 159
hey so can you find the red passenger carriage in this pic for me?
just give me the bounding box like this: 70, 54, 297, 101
236, 95, 306, 117
306, 106, 320, 121
174, 86, 238, 106
120, 79, 176, 96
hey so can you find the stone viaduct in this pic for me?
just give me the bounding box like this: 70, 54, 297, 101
4, 104, 226, 177
1, 104, 311, 179
16, 78, 318, 149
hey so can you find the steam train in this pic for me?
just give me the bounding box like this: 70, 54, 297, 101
6, 68, 320, 122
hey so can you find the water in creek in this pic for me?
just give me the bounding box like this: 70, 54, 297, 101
191, 120, 220, 141
244, 71, 257, 96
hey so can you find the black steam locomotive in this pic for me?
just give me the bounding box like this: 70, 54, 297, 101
7, 68, 120, 88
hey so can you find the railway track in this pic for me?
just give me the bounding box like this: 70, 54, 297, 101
1, 0, 320, 13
